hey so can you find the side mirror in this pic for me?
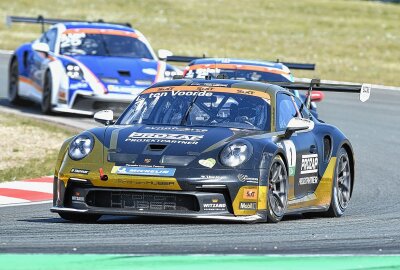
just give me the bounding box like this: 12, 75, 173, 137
94, 110, 114, 125
282, 117, 314, 139
309, 91, 325, 102
32, 42, 50, 54
158, 49, 173, 60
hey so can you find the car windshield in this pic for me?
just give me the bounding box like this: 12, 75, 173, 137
59, 32, 153, 59
185, 67, 292, 82
118, 88, 271, 131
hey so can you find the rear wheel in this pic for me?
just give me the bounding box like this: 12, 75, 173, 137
8, 59, 23, 104
326, 147, 352, 217
266, 155, 288, 223
41, 71, 53, 114
58, 212, 101, 223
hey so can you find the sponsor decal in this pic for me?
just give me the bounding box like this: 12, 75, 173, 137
70, 168, 90, 175
200, 175, 219, 179
189, 82, 228, 87
144, 126, 208, 133
112, 166, 176, 176
69, 82, 88, 90
107, 85, 138, 93
237, 174, 258, 183
301, 154, 318, 174
282, 140, 296, 176
126, 132, 204, 145
198, 158, 216, 168
299, 176, 318, 185
61, 32, 86, 48
149, 91, 213, 99
212, 199, 219, 203
125, 164, 165, 168
117, 179, 176, 187
203, 203, 227, 211
71, 196, 85, 202
243, 188, 258, 199
239, 202, 257, 210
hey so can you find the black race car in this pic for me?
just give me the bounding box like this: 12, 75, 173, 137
51, 78, 371, 223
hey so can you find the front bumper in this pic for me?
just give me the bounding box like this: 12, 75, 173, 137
50, 206, 264, 222
55, 93, 135, 115
71, 94, 133, 115
51, 177, 267, 223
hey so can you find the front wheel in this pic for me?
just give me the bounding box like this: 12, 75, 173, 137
266, 155, 289, 223
41, 71, 53, 114
8, 59, 23, 104
58, 212, 101, 223
326, 147, 352, 217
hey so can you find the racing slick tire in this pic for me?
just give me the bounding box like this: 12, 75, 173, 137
58, 212, 101, 223
326, 147, 352, 217
8, 59, 24, 105
266, 155, 289, 223
41, 70, 53, 114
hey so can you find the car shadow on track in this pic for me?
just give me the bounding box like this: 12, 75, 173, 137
0, 98, 92, 119
19, 214, 307, 225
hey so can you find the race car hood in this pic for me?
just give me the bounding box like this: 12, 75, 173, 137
72, 55, 160, 85
100, 125, 260, 167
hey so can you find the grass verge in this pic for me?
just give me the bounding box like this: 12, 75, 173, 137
0, 112, 76, 182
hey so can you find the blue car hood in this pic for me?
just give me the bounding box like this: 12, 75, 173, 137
72, 55, 159, 84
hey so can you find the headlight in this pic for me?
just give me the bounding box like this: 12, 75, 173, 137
220, 140, 253, 167
66, 64, 83, 80
68, 134, 94, 160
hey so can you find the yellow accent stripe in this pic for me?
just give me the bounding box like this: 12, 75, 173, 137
257, 186, 267, 210
288, 157, 336, 209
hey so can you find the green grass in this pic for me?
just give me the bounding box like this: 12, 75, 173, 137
1, 255, 400, 270
0, 0, 399, 86
0, 112, 75, 182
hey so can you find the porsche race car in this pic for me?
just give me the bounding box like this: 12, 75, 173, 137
51, 78, 371, 223
7, 16, 181, 115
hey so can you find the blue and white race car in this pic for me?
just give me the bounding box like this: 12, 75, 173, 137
7, 16, 181, 115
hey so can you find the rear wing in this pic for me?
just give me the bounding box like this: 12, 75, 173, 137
6, 15, 131, 32
166, 55, 316, 70
272, 79, 371, 103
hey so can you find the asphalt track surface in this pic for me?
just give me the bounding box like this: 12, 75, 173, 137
0, 57, 400, 254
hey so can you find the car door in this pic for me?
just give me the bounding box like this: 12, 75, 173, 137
28, 28, 58, 99
276, 92, 319, 200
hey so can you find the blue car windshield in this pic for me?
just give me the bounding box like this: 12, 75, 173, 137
60, 33, 153, 59
118, 89, 271, 131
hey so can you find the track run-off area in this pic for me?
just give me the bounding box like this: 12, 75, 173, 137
0, 53, 400, 255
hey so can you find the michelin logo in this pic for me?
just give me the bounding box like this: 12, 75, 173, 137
301, 154, 318, 174
112, 166, 176, 177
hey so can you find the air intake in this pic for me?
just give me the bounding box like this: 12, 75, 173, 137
118, 70, 131, 77
147, 144, 168, 151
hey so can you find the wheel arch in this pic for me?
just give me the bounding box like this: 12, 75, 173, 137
47, 59, 65, 106
338, 140, 355, 197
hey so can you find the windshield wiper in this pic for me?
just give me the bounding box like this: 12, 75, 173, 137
180, 94, 201, 126
99, 34, 110, 56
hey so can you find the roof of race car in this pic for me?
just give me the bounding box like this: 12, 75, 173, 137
189, 58, 288, 70
62, 22, 134, 32
150, 78, 289, 98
